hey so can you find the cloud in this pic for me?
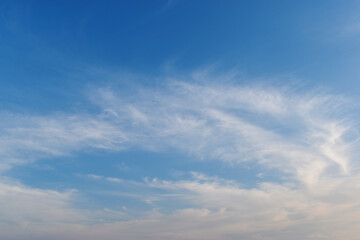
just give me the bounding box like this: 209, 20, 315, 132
0, 72, 360, 239
5, 173, 360, 240
0, 178, 85, 239
0, 112, 129, 172
91, 79, 357, 187
2, 76, 356, 186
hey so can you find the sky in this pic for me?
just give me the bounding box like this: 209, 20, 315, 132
2, 0, 360, 239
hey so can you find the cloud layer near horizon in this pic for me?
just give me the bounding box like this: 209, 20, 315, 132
1, 76, 360, 239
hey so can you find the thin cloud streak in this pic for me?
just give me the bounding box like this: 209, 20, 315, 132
1, 78, 356, 186
92, 79, 357, 187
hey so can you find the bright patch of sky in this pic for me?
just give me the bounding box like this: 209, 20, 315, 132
2, 0, 360, 239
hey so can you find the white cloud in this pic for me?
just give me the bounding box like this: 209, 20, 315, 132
0, 113, 129, 172
1, 72, 360, 239
0, 178, 85, 239
2, 78, 356, 186
5, 173, 360, 240
91, 80, 357, 187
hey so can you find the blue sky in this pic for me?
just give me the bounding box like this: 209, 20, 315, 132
2, 1, 360, 239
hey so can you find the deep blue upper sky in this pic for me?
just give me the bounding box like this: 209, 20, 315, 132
2, 0, 360, 98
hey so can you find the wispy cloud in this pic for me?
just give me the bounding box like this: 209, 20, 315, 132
91, 79, 356, 187
0, 71, 359, 239
2, 77, 356, 186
